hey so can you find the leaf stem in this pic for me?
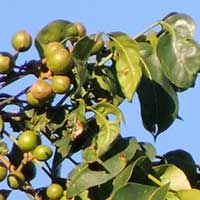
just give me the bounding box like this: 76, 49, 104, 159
133, 21, 161, 40
147, 173, 162, 186
96, 52, 113, 66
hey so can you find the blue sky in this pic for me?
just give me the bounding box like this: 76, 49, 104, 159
1, 1, 200, 199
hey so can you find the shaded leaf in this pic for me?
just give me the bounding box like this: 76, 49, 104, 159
108, 32, 142, 101
86, 102, 124, 156
67, 137, 137, 197
139, 142, 157, 160
110, 156, 146, 198
138, 37, 179, 135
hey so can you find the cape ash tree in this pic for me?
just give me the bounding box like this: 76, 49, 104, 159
0, 12, 200, 199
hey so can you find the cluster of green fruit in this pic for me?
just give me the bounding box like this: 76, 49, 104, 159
0, 130, 54, 198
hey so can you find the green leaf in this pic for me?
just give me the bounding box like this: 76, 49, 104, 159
153, 164, 191, 191
67, 137, 138, 198
53, 131, 71, 158
35, 20, 78, 57
78, 190, 91, 200
177, 189, 200, 200
157, 22, 200, 90
163, 149, 197, 185
72, 36, 95, 98
87, 102, 124, 156
137, 37, 179, 135
112, 183, 158, 200
148, 183, 170, 200
163, 12, 196, 39
139, 142, 157, 160
108, 32, 142, 101
110, 156, 146, 198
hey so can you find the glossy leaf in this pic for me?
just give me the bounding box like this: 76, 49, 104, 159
157, 22, 200, 90
108, 32, 142, 101
148, 183, 170, 200
112, 183, 158, 200
163, 12, 196, 39
67, 137, 138, 197
153, 164, 191, 191
137, 36, 179, 135
35, 20, 77, 57
110, 156, 146, 198
72, 36, 95, 98
139, 142, 157, 160
86, 102, 124, 156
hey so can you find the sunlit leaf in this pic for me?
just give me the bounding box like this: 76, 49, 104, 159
108, 32, 142, 101
72, 36, 95, 98
177, 189, 200, 200
157, 21, 200, 90
153, 164, 191, 191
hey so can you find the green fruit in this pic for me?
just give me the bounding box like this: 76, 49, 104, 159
74, 22, 86, 37
91, 35, 104, 54
46, 48, 71, 74
30, 80, 52, 100
44, 42, 65, 57
0, 115, 4, 134
18, 130, 40, 152
22, 162, 36, 181
0, 52, 14, 74
33, 145, 52, 161
7, 171, 25, 189
0, 193, 6, 200
26, 91, 41, 106
51, 75, 71, 94
12, 30, 32, 52
0, 162, 7, 182
46, 183, 64, 200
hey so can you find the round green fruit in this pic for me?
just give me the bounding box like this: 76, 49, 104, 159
33, 145, 52, 161
7, 171, 25, 189
46, 183, 64, 200
0, 52, 14, 74
46, 48, 71, 74
12, 30, 32, 52
0, 162, 7, 182
74, 22, 86, 37
30, 80, 52, 100
26, 91, 41, 106
51, 75, 71, 94
18, 130, 40, 152
44, 42, 65, 57
0, 193, 6, 200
